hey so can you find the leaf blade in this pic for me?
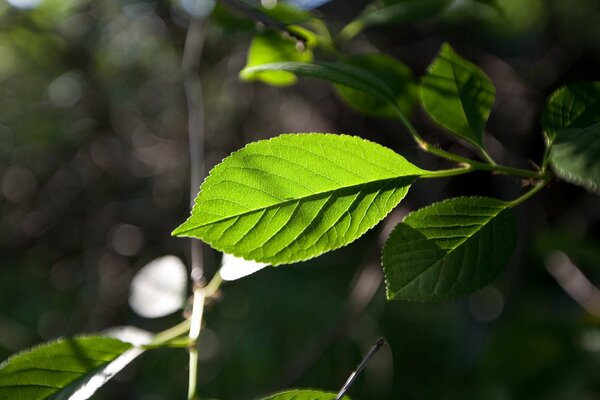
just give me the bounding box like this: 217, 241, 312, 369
420, 43, 496, 148
261, 389, 349, 400
382, 196, 517, 302
549, 122, 600, 194
173, 133, 426, 265
0, 336, 133, 400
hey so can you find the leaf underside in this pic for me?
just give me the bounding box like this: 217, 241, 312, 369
550, 122, 600, 194
0, 336, 132, 400
420, 43, 496, 148
173, 133, 425, 265
382, 196, 517, 302
542, 81, 600, 141
261, 389, 349, 400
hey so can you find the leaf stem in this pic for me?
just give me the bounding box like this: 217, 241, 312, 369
187, 286, 206, 400
420, 166, 474, 178
508, 179, 549, 208
151, 320, 192, 345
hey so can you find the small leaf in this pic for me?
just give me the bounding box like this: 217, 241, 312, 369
0, 336, 134, 400
542, 81, 600, 142
261, 389, 350, 400
334, 53, 417, 119
382, 196, 517, 302
129, 255, 188, 318
242, 61, 398, 107
420, 43, 496, 148
173, 133, 426, 265
240, 30, 313, 87
549, 122, 600, 194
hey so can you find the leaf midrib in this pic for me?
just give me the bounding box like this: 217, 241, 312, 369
175, 175, 417, 235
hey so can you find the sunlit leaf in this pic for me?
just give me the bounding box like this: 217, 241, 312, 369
261, 389, 350, 400
220, 253, 269, 281
129, 255, 188, 318
382, 196, 516, 302
0, 336, 134, 400
240, 30, 313, 86
173, 133, 426, 265
334, 53, 417, 118
549, 122, 600, 194
420, 43, 496, 149
542, 81, 600, 142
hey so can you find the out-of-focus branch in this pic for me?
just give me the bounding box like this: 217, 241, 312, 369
182, 16, 208, 284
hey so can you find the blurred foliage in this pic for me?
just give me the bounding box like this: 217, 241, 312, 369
1, 0, 599, 399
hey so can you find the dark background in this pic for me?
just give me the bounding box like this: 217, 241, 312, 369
1, 0, 600, 399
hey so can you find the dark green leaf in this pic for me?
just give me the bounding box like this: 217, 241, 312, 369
382, 196, 516, 302
420, 43, 496, 148
261, 389, 349, 400
240, 30, 313, 86
0, 336, 134, 400
542, 81, 600, 141
173, 133, 426, 265
549, 122, 600, 194
334, 53, 417, 118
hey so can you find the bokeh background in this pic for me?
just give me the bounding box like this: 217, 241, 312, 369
1, 0, 600, 398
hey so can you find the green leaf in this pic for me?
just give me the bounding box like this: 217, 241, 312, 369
420, 43, 496, 148
240, 30, 313, 86
0, 336, 134, 400
549, 122, 600, 194
173, 133, 426, 265
334, 53, 417, 119
261, 389, 350, 400
242, 61, 398, 107
541, 81, 600, 142
382, 196, 517, 302
259, 3, 313, 25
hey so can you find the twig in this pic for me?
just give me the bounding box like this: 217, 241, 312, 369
336, 338, 386, 400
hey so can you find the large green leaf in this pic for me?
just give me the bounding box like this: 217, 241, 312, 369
382, 196, 517, 302
0, 336, 134, 400
261, 389, 349, 400
334, 53, 417, 119
420, 43, 496, 149
241, 61, 398, 105
240, 30, 313, 86
541, 81, 600, 142
549, 122, 600, 194
173, 133, 426, 265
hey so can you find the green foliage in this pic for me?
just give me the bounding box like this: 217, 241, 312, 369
173, 133, 425, 264
240, 30, 313, 86
542, 81, 600, 142
0, 336, 132, 400
549, 122, 600, 194
420, 43, 496, 149
334, 53, 417, 118
382, 197, 517, 302
261, 389, 349, 400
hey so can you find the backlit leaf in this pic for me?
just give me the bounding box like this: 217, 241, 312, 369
261, 389, 349, 400
334, 53, 417, 118
542, 81, 600, 142
0, 336, 134, 400
382, 196, 516, 302
420, 43, 496, 148
549, 122, 600, 194
173, 133, 426, 265
240, 30, 313, 86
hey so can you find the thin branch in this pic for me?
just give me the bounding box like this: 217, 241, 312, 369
336, 338, 385, 400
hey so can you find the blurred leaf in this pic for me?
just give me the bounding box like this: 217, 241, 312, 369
542, 81, 600, 142
334, 53, 417, 118
220, 253, 269, 281
260, 2, 313, 24
129, 255, 188, 318
173, 133, 426, 265
420, 43, 496, 149
240, 30, 313, 86
0, 336, 135, 400
340, 0, 451, 40
242, 61, 398, 107
382, 197, 516, 302
549, 122, 600, 194
261, 389, 349, 399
